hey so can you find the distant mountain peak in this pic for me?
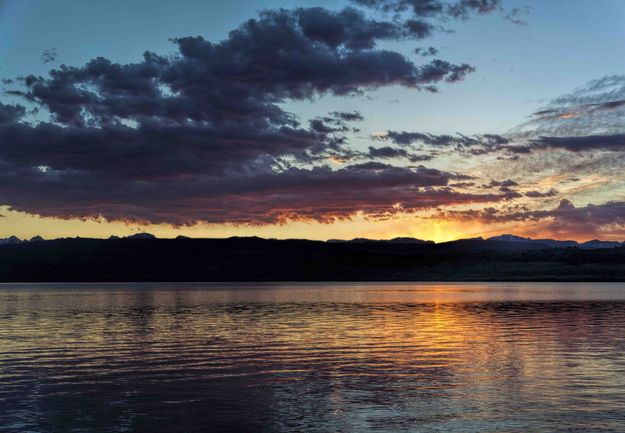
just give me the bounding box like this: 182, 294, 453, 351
125, 233, 156, 239
488, 234, 577, 245
486, 234, 624, 249
488, 234, 533, 242
0, 236, 22, 244
580, 239, 623, 249
387, 237, 435, 244
327, 237, 433, 244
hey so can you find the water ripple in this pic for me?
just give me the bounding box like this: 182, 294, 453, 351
2, 283, 625, 432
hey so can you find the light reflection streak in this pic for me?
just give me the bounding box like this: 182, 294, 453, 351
2, 283, 625, 432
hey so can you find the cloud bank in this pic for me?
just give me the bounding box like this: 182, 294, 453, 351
0, 2, 506, 225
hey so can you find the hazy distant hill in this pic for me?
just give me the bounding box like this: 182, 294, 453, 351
1, 236, 625, 282
328, 237, 435, 244
487, 234, 578, 248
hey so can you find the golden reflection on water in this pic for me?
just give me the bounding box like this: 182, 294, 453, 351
2, 283, 625, 432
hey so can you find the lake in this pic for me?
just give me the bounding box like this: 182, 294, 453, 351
2, 282, 625, 432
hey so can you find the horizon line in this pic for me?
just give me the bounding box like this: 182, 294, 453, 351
2, 233, 624, 245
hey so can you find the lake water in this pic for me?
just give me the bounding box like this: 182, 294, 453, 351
2, 282, 625, 432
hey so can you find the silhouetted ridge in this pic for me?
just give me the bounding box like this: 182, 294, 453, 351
487, 234, 620, 249
328, 237, 433, 244
0, 236, 22, 245
1, 236, 625, 282
580, 239, 623, 249
125, 233, 156, 239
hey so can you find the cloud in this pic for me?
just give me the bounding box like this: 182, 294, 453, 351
374, 75, 625, 157
528, 134, 625, 152
485, 179, 518, 188
0, 103, 25, 124
489, 76, 625, 155
368, 146, 412, 158
366, 146, 433, 162
508, 75, 625, 139
449, 181, 475, 188
21, 7, 479, 129
377, 130, 510, 154
329, 111, 365, 122
524, 188, 559, 198
537, 199, 625, 231
479, 179, 521, 197
481, 179, 518, 190
351, 0, 502, 19
504, 7, 530, 25
437, 199, 625, 238
0, 161, 507, 224
0, 4, 505, 225
415, 47, 439, 56
383, 131, 509, 147
40, 48, 58, 64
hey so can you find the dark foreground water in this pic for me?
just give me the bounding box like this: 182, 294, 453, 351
2, 283, 625, 432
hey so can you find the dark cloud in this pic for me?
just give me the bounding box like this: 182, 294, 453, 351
311, 111, 365, 135
407, 154, 435, 162
309, 118, 346, 134
437, 199, 625, 237
447, 0, 501, 18
379, 130, 557, 158
347, 0, 518, 43
415, 47, 439, 56
368, 146, 411, 159
529, 134, 625, 152
0, 161, 506, 224
417, 60, 475, 85
508, 75, 625, 139
382, 131, 430, 145
366, 146, 433, 162
594, 99, 625, 110
0, 103, 25, 124
449, 181, 475, 188
0, 4, 505, 225
330, 111, 365, 122
296, 7, 401, 49
481, 179, 518, 190
379, 131, 510, 154
524, 188, 558, 198
482, 179, 522, 198
23, 7, 480, 129
40, 48, 58, 64
537, 199, 625, 230
504, 7, 530, 25
351, 0, 501, 19
504, 76, 625, 154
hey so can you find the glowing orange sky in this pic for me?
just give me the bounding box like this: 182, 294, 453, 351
2, 2, 625, 243
3, 205, 622, 243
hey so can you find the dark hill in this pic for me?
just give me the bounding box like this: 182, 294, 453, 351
2, 236, 625, 282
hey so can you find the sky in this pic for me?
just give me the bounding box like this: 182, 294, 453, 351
1, 0, 625, 242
